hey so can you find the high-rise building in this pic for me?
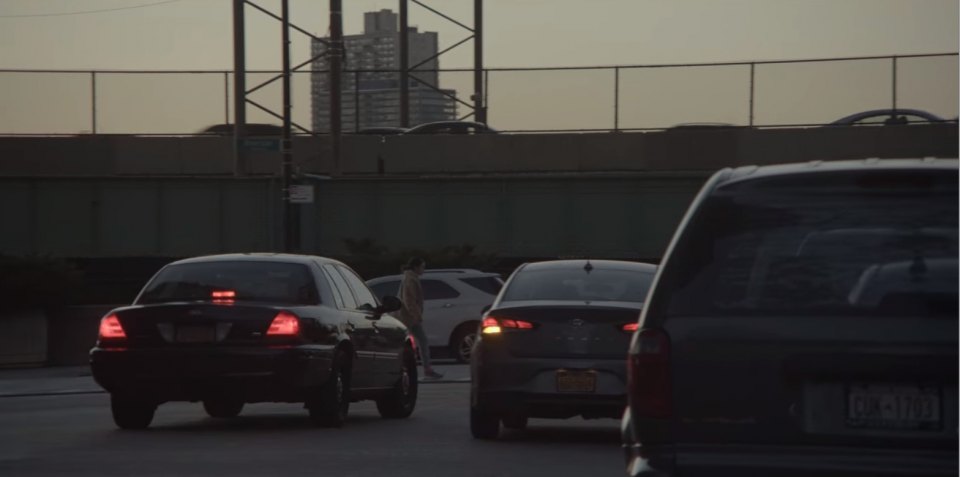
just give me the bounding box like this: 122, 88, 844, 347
311, 9, 458, 132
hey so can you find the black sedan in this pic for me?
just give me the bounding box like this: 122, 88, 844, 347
469, 259, 656, 439
90, 253, 417, 429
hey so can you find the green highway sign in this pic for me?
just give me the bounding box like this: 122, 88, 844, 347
241, 138, 281, 152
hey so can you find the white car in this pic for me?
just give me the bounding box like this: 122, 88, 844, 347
367, 269, 503, 363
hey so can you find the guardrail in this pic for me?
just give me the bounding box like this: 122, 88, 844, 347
0, 53, 955, 135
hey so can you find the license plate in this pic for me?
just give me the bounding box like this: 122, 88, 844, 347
176, 325, 217, 343
556, 369, 596, 393
847, 383, 941, 431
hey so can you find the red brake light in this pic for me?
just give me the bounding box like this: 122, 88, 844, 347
481, 317, 500, 334
267, 311, 300, 336
212, 290, 236, 304
627, 328, 671, 419
622, 322, 639, 332
481, 315, 534, 334
98, 314, 127, 340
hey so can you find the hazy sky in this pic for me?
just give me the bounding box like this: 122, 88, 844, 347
1, 0, 957, 69
0, 0, 957, 132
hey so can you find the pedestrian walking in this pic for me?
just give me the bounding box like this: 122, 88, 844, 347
397, 257, 444, 379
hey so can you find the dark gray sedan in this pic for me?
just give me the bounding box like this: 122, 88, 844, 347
470, 259, 656, 439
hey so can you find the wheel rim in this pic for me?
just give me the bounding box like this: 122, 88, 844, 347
336, 371, 347, 415
400, 365, 411, 397
459, 332, 477, 361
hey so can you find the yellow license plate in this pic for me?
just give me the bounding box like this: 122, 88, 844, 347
556, 369, 596, 393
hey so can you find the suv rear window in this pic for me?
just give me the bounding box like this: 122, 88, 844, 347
459, 276, 503, 295
653, 170, 958, 318
138, 261, 318, 305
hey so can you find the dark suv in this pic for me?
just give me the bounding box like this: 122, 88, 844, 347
621, 159, 958, 477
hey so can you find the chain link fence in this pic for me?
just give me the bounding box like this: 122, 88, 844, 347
0, 53, 955, 135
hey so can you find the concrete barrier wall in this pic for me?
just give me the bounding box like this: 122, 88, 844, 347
0, 125, 955, 177
0, 310, 47, 367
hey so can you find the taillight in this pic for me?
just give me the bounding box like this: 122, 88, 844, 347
98, 314, 127, 340
621, 322, 639, 332
267, 311, 300, 336
481, 315, 535, 334
627, 328, 671, 419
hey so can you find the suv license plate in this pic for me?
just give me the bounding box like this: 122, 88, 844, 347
556, 369, 596, 393
847, 383, 941, 431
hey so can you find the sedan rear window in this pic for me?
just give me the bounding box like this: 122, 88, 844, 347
137, 261, 318, 305
502, 268, 655, 303
654, 170, 958, 318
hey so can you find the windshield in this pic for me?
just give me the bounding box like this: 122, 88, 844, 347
653, 170, 958, 318
502, 267, 655, 303
137, 261, 318, 305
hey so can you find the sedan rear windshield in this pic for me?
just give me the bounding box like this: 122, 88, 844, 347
653, 170, 958, 318
502, 268, 655, 303
137, 261, 318, 305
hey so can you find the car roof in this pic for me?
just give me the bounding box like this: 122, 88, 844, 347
167, 253, 343, 267
366, 269, 499, 283
519, 259, 657, 273
829, 108, 944, 125
405, 121, 495, 132
718, 158, 958, 188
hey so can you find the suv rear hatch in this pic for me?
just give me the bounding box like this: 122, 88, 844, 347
644, 167, 959, 449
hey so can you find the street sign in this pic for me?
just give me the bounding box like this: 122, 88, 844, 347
241, 138, 281, 152
289, 185, 314, 204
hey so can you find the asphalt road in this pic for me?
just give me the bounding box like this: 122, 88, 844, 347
0, 383, 624, 477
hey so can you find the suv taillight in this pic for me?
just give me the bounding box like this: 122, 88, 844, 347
267, 311, 300, 336
627, 328, 671, 419
98, 314, 127, 340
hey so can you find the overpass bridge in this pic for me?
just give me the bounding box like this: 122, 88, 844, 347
0, 125, 955, 293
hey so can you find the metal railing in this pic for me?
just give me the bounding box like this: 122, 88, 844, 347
0, 53, 955, 135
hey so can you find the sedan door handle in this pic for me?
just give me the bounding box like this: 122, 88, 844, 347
443, 303, 453, 308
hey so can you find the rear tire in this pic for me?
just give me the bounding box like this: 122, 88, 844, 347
308, 350, 351, 428
451, 324, 479, 364
470, 406, 500, 439
502, 414, 528, 430
376, 348, 418, 419
203, 399, 244, 418
111, 394, 156, 430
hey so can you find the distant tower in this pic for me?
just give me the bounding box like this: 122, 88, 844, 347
311, 9, 457, 132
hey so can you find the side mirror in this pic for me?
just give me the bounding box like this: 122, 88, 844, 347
379, 295, 402, 314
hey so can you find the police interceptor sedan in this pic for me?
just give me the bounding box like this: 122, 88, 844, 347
90, 254, 416, 429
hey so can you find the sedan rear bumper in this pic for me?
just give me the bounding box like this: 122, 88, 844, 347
90, 346, 333, 403
623, 442, 959, 477
472, 352, 626, 419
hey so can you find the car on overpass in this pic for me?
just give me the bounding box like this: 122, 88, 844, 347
90, 253, 416, 430
621, 158, 959, 477
470, 259, 657, 439
367, 269, 503, 363
403, 120, 498, 135
826, 108, 946, 126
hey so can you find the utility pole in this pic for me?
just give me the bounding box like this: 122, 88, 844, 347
399, 0, 410, 127
281, 0, 298, 251
330, 0, 343, 175
232, 0, 246, 176
474, 0, 485, 124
